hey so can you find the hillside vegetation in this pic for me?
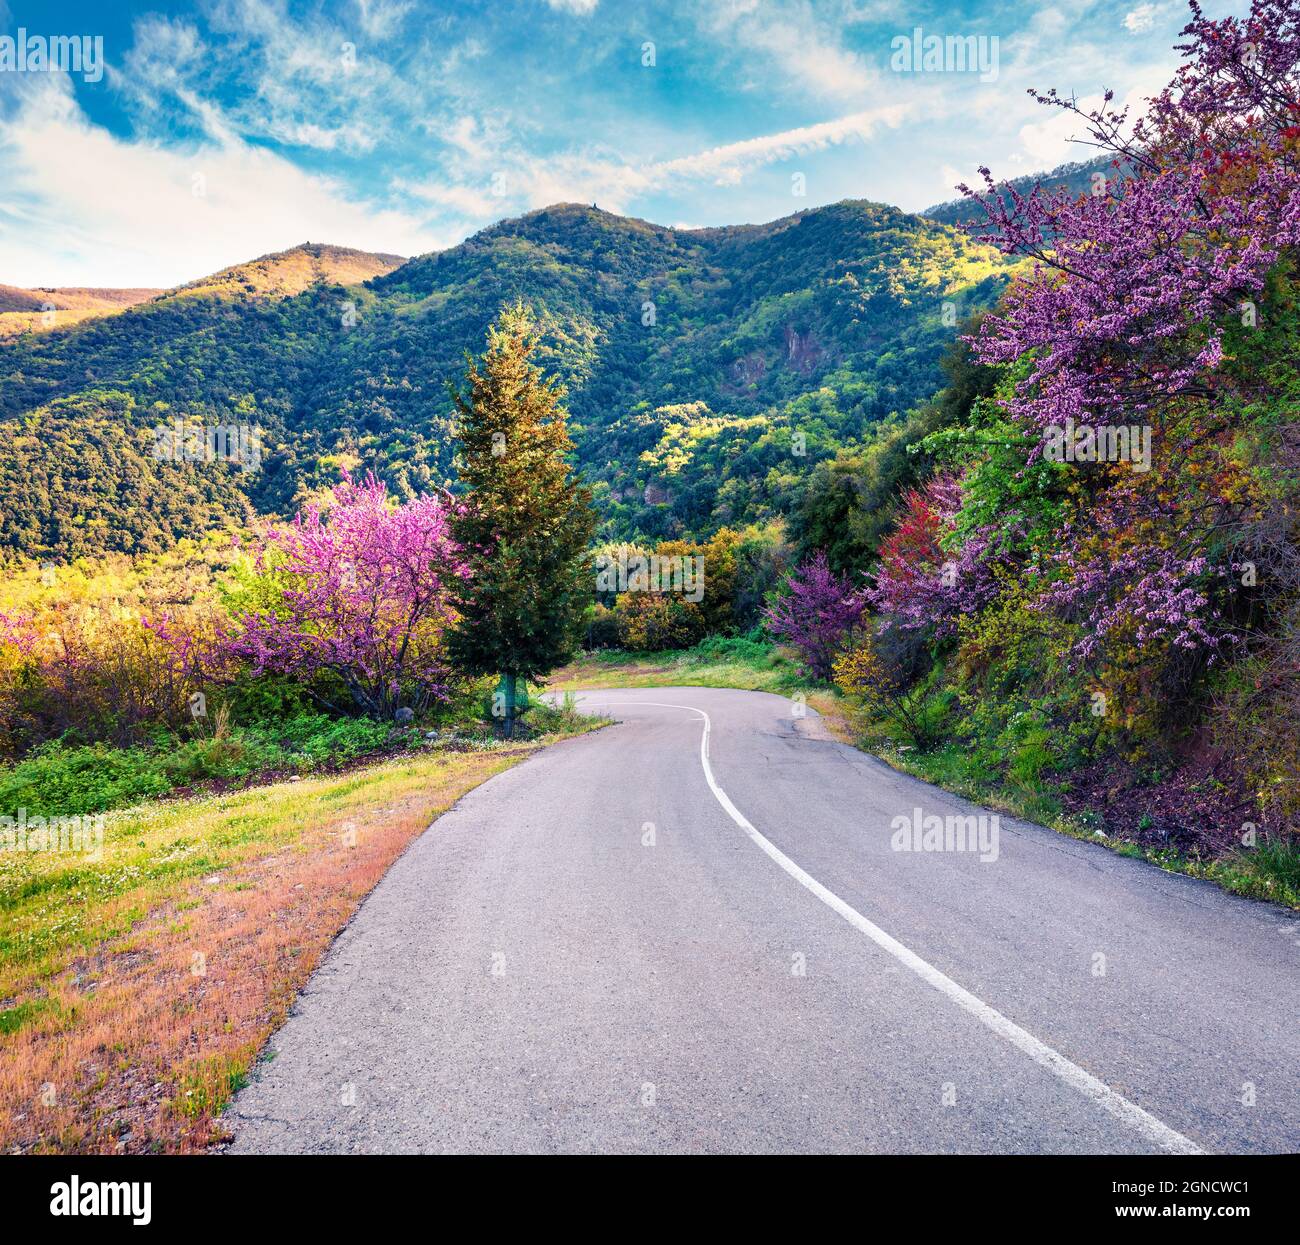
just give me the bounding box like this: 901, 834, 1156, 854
0, 203, 1007, 558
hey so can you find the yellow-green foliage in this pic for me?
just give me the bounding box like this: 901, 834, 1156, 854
0, 540, 233, 754
605, 528, 743, 650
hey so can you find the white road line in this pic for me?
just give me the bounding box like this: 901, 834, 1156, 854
581, 696, 1206, 1156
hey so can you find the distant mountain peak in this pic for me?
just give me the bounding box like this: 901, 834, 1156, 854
0, 284, 164, 338
172, 243, 407, 300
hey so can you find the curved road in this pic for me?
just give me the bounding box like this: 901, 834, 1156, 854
226, 688, 1300, 1154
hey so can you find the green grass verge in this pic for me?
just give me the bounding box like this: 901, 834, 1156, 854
550, 636, 808, 695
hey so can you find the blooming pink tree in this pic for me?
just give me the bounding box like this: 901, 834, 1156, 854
954, 0, 1300, 661
962, 0, 1300, 434
0, 610, 38, 657
226, 474, 467, 717
864, 475, 1002, 639
763, 552, 865, 681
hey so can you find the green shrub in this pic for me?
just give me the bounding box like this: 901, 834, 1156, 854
526, 692, 588, 735
583, 603, 621, 650
219, 671, 320, 725
0, 741, 172, 817
0, 713, 398, 817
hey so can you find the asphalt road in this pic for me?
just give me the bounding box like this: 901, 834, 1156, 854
225, 687, 1300, 1154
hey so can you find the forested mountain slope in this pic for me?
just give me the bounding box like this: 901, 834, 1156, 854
0, 203, 1008, 558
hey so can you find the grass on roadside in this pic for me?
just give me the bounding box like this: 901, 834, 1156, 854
549, 635, 808, 695
0, 709, 602, 1154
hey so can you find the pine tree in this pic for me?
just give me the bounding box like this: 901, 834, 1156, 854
448, 304, 596, 735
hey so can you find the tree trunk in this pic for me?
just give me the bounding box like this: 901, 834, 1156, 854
498, 671, 517, 738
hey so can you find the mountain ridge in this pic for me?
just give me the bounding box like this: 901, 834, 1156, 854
0, 198, 1010, 559
169, 242, 407, 301
0, 286, 164, 313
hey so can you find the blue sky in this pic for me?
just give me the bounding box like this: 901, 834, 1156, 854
0, 0, 1249, 287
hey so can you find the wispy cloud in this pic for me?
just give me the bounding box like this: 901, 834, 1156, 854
115, 0, 435, 155
648, 105, 906, 185
355, 0, 415, 39
700, 0, 878, 101
397, 177, 502, 218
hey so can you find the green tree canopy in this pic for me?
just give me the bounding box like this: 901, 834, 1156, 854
448, 304, 596, 732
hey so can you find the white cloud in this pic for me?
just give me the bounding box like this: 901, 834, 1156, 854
1014, 75, 1163, 168
1016, 97, 1106, 167
437, 114, 496, 163
545, 0, 599, 13
397, 178, 502, 218
1124, 4, 1157, 34
935, 163, 969, 201
702, 0, 877, 102
0, 78, 445, 287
